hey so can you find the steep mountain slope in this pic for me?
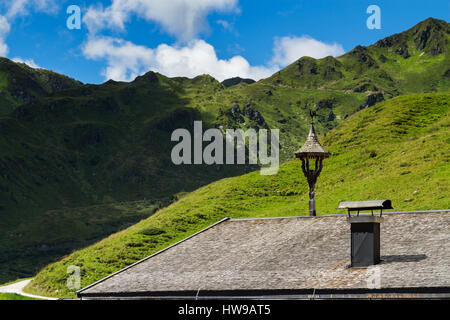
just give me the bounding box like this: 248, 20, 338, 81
0, 58, 82, 115
26, 93, 450, 298
0, 18, 448, 283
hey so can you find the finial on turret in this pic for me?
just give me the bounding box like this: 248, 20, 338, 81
309, 109, 316, 125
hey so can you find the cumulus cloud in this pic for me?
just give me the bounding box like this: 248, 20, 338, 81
83, 0, 239, 40
12, 57, 40, 68
83, 36, 154, 81
271, 36, 345, 66
83, 37, 277, 82
0, 15, 10, 56
3, 0, 57, 19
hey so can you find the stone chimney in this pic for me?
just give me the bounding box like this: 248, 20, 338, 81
347, 216, 384, 267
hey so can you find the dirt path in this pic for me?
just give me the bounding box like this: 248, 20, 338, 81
0, 279, 58, 300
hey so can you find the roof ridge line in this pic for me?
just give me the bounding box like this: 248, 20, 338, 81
228, 210, 450, 221
76, 216, 230, 294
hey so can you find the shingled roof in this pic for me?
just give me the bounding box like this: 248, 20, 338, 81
78, 211, 450, 299
295, 124, 330, 159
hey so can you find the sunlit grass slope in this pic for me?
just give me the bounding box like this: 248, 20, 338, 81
0, 293, 41, 300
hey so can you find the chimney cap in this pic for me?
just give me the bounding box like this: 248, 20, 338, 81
338, 200, 393, 211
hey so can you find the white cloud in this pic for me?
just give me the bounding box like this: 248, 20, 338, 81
83, 36, 154, 81
12, 57, 40, 68
83, 37, 277, 82
0, 15, 10, 56
3, 0, 57, 19
271, 36, 345, 66
83, 0, 239, 40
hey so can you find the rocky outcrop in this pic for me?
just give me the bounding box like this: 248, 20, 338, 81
242, 104, 265, 126
359, 92, 385, 110
230, 104, 245, 123
413, 18, 449, 56
353, 82, 379, 93
320, 56, 344, 80
347, 46, 377, 68
296, 57, 318, 75
218, 103, 267, 128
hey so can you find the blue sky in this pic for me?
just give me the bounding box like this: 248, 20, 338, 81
1, 0, 448, 84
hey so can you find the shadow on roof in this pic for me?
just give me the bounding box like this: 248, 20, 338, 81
381, 254, 428, 264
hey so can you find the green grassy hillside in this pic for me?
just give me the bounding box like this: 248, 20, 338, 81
0, 58, 82, 115
0, 293, 41, 300
0, 18, 448, 283
25, 93, 450, 298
